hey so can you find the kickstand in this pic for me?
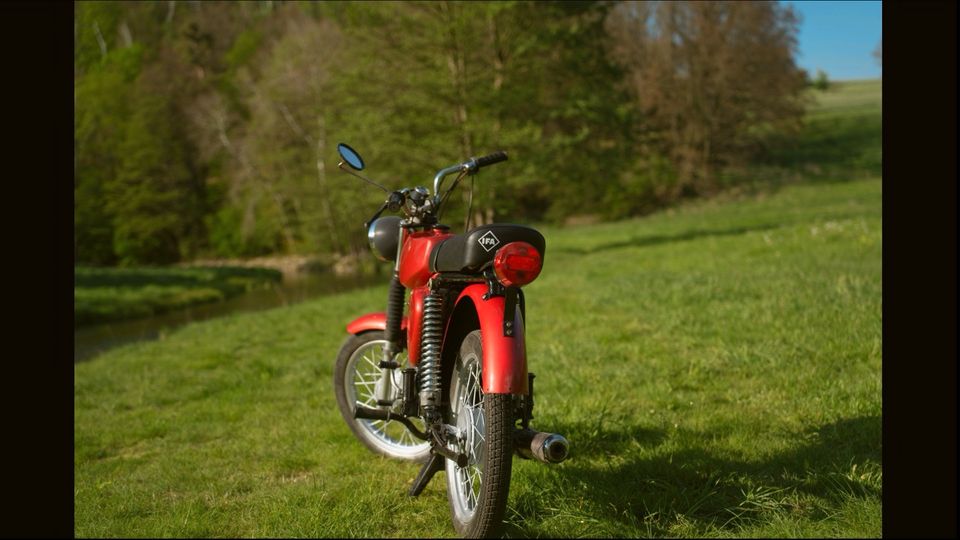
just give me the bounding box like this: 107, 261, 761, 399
408, 451, 445, 497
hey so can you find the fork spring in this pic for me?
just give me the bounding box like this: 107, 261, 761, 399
419, 289, 444, 414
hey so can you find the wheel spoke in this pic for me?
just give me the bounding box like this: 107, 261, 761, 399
469, 468, 479, 506
461, 469, 474, 508
354, 372, 377, 383
363, 348, 380, 365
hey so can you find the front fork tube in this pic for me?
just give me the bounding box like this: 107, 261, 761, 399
378, 230, 408, 408
375, 343, 398, 406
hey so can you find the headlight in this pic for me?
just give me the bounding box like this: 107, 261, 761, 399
367, 216, 402, 262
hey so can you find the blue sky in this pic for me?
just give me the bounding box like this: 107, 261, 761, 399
786, 1, 882, 81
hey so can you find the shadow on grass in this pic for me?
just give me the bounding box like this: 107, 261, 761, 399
514, 415, 881, 536
759, 112, 881, 182
556, 223, 781, 256
548, 418, 669, 458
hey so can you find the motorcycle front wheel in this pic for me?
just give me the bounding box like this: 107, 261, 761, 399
444, 330, 513, 538
333, 331, 431, 462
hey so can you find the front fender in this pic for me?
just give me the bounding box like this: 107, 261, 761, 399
346, 312, 408, 335
451, 283, 528, 395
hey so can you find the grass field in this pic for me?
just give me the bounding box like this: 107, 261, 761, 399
74, 81, 881, 537
74, 266, 282, 327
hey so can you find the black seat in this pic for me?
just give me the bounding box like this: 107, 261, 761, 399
430, 224, 546, 274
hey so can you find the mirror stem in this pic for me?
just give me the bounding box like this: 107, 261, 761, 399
338, 162, 390, 193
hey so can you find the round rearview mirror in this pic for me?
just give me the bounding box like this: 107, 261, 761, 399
337, 143, 365, 171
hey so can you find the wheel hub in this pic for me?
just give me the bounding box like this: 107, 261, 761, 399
371, 365, 403, 403
456, 402, 484, 466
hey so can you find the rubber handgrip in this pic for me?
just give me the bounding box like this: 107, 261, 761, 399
475, 151, 508, 168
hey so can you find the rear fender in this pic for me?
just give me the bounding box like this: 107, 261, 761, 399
443, 283, 528, 395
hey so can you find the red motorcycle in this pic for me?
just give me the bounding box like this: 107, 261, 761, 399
333, 143, 569, 538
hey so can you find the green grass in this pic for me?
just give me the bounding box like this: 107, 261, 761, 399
75, 80, 881, 537
74, 266, 283, 327
74, 179, 881, 538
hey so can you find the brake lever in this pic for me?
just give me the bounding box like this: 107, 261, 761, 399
364, 191, 406, 229
386, 190, 405, 212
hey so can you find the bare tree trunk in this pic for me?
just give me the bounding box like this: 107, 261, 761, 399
482, 10, 504, 226
314, 115, 343, 254
442, 1, 473, 160
275, 102, 343, 254
119, 20, 133, 47
440, 1, 475, 232
166, 1, 177, 26
214, 110, 297, 251
702, 137, 712, 192
92, 20, 107, 58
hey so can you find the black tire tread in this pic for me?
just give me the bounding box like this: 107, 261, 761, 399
465, 393, 513, 538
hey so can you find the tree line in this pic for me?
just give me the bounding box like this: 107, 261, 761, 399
76, 1, 809, 266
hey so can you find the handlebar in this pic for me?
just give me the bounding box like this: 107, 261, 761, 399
474, 151, 508, 168
364, 151, 509, 229
345, 145, 509, 229
432, 151, 508, 204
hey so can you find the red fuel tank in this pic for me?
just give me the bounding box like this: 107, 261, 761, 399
397, 228, 452, 289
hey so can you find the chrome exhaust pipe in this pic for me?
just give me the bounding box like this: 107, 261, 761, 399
515, 428, 569, 464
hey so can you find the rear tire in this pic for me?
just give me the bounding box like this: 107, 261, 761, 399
445, 330, 513, 538
334, 331, 431, 462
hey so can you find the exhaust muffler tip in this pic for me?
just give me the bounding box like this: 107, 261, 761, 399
515, 428, 570, 464
540, 433, 569, 463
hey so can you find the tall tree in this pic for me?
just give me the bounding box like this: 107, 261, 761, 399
608, 1, 808, 197
75, 3, 146, 265
326, 1, 628, 226
107, 52, 204, 265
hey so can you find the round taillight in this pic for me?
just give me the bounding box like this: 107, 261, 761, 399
493, 242, 543, 288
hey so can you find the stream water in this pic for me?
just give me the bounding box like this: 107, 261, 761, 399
74, 271, 383, 363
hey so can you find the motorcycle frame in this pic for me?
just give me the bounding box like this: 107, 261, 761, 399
345, 223, 530, 396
